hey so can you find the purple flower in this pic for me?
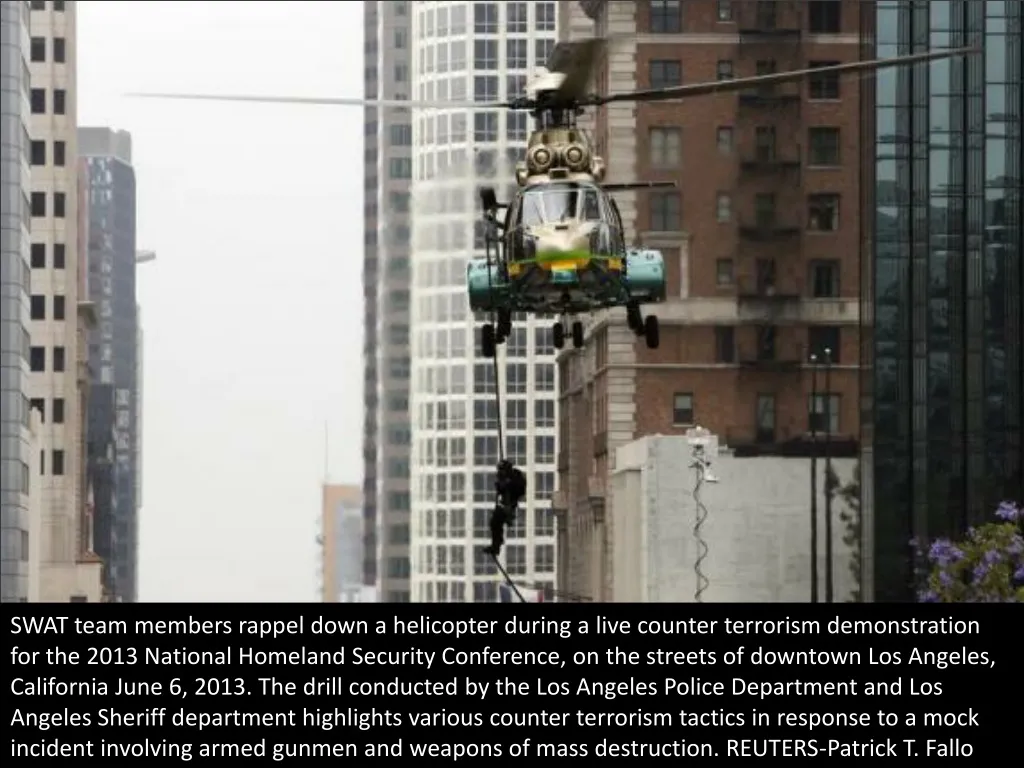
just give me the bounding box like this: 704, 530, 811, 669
995, 501, 1021, 522
928, 539, 963, 566
938, 570, 954, 587
1013, 566, 1024, 585
1008, 535, 1023, 557
919, 590, 939, 602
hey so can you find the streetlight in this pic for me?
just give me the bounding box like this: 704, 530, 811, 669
822, 347, 834, 603
809, 353, 819, 603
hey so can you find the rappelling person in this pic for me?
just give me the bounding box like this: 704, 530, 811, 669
483, 459, 527, 557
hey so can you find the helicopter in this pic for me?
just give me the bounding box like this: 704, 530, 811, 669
130, 42, 978, 358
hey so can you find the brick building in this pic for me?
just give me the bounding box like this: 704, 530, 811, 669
554, 0, 866, 601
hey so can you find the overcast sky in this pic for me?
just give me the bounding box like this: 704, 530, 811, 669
77, 1, 365, 601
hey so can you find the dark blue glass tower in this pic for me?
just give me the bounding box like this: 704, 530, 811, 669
80, 128, 138, 603
864, 0, 1022, 601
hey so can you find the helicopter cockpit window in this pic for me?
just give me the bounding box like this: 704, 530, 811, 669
520, 184, 605, 226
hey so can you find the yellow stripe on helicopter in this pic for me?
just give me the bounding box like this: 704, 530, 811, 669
507, 252, 623, 278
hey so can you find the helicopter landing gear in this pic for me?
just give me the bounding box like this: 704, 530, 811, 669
552, 321, 565, 350
626, 303, 643, 332
643, 314, 660, 350
571, 320, 584, 349
480, 323, 496, 358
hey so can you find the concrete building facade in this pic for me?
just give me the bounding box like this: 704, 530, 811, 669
28, 0, 101, 602
79, 126, 138, 603
364, 0, 414, 602
408, 0, 560, 603
320, 483, 376, 602
555, 0, 865, 601
0, 0, 34, 602
611, 434, 856, 602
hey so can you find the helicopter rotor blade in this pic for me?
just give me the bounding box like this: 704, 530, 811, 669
546, 39, 605, 103
125, 92, 510, 110
591, 46, 979, 106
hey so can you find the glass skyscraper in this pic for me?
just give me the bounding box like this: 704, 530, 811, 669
863, 0, 1022, 601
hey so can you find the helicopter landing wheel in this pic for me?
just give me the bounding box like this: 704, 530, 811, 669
481, 323, 496, 358
571, 321, 585, 349
552, 322, 566, 350
643, 315, 660, 350
626, 303, 642, 333
497, 309, 512, 338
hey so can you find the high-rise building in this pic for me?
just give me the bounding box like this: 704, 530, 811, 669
320, 484, 376, 602
364, 0, 414, 602
863, 1, 1023, 601
79, 126, 138, 603
0, 0, 34, 603
408, 1, 560, 603
28, 0, 101, 602
556, 0, 864, 601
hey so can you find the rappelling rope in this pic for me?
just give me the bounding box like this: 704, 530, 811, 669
483, 225, 526, 604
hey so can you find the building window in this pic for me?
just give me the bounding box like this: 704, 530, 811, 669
30, 37, 45, 62
393, 29, 407, 48
535, 363, 554, 392
53, 88, 66, 114
30, 295, 45, 320
716, 126, 733, 154
30, 141, 45, 166
808, 194, 840, 231
507, 2, 528, 33
53, 346, 65, 372
53, 37, 66, 63
52, 398, 64, 424
30, 192, 45, 217
716, 258, 733, 286
808, 127, 840, 165
535, 399, 555, 428
535, 544, 555, 572
535, 38, 555, 67
536, 2, 556, 31
808, 0, 841, 34
54, 1, 67, 10
54, 192, 66, 218
649, 191, 681, 231
30, 398, 44, 421
717, 0, 733, 22
535, 435, 555, 464
474, 112, 497, 142
809, 260, 840, 297
809, 61, 840, 99
31, 88, 45, 114
717, 60, 734, 80
755, 125, 776, 160
715, 327, 735, 363
31, 243, 45, 268
649, 59, 681, 89
53, 141, 66, 167
808, 394, 840, 434
673, 393, 694, 425
30, 1, 46, 9
474, 75, 498, 102
474, 2, 498, 33
809, 326, 840, 363
474, 39, 497, 70
388, 124, 411, 146
755, 193, 777, 226
650, 0, 682, 33
30, 347, 44, 372
716, 192, 731, 222
52, 450, 65, 476
388, 158, 411, 179
506, 38, 527, 69
649, 127, 681, 167
54, 243, 65, 268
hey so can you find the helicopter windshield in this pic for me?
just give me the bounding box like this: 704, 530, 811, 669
521, 184, 604, 226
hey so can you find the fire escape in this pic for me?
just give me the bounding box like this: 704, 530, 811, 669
733, 0, 805, 449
